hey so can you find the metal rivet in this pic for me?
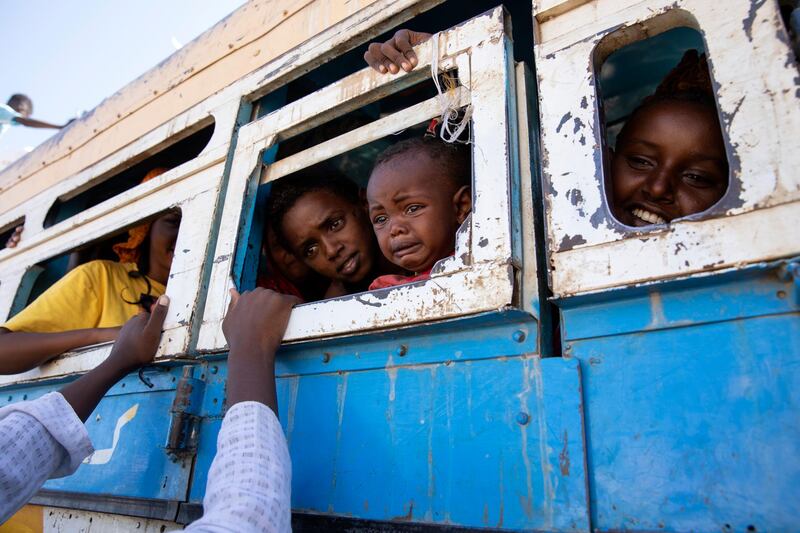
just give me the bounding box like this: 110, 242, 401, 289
512, 330, 526, 343
777, 290, 787, 299
516, 412, 530, 425
210, 366, 219, 374
322, 352, 331, 363
396, 345, 408, 356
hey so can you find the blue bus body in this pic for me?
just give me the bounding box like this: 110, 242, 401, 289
1, 1, 798, 531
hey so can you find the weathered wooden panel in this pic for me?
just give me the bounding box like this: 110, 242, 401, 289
0, 0, 446, 216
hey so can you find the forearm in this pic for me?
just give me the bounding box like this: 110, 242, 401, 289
60, 359, 130, 422
183, 402, 291, 533
0, 329, 111, 374
14, 116, 63, 129
227, 343, 278, 414
0, 393, 93, 523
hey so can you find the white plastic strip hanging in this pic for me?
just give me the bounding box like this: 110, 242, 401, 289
430, 32, 473, 144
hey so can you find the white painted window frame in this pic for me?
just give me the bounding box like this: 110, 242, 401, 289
198, 6, 520, 347
0, 0, 464, 386
0, 99, 240, 385
534, 0, 800, 298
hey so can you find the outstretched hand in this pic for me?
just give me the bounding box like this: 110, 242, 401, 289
223, 288, 300, 410
223, 288, 300, 359
106, 294, 170, 373
364, 29, 432, 74
62, 294, 170, 422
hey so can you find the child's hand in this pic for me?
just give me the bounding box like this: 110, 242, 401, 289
222, 288, 300, 359
364, 29, 432, 74
105, 295, 169, 373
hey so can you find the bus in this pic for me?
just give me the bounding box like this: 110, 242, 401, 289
1, 0, 798, 531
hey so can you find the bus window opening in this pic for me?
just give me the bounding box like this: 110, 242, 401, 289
259, 119, 472, 303
44, 121, 213, 228
0, 207, 182, 375
597, 27, 729, 229
0, 219, 24, 250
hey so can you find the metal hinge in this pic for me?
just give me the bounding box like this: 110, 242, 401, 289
165, 365, 205, 459
778, 258, 800, 306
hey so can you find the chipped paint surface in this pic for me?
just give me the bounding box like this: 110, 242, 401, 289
561, 264, 800, 531
191, 351, 589, 530
534, 0, 800, 297
198, 7, 520, 348
41, 508, 179, 532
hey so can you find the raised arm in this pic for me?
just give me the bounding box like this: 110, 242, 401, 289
60, 297, 168, 420
14, 116, 68, 129
0, 297, 169, 523
183, 288, 299, 533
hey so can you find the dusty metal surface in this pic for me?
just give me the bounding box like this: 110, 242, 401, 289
533, 0, 800, 297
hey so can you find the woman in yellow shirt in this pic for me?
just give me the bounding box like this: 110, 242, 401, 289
0, 170, 180, 374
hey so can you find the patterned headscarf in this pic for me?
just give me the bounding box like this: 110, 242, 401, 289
643, 49, 714, 106
112, 167, 168, 264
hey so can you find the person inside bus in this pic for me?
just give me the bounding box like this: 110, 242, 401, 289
257, 221, 328, 302
0, 168, 180, 375
364, 33, 728, 227
608, 50, 729, 227
269, 172, 405, 299
367, 137, 471, 290
1, 288, 297, 532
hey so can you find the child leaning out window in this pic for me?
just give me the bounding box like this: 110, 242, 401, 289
0, 169, 179, 374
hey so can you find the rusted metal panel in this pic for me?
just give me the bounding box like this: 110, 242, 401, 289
42, 508, 179, 532
3, 505, 181, 532
533, 0, 800, 297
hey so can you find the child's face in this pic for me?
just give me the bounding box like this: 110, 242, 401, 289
367, 152, 471, 273
281, 189, 377, 284
611, 100, 728, 227
148, 210, 181, 280
265, 226, 310, 285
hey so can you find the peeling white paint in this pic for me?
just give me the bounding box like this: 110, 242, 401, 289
198, 7, 519, 348
534, 0, 800, 297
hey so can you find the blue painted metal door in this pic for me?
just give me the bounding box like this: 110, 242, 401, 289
189, 316, 591, 531
560, 262, 800, 532
0, 365, 195, 506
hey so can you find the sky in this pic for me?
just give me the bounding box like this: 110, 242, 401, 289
0, 0, 245, 164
